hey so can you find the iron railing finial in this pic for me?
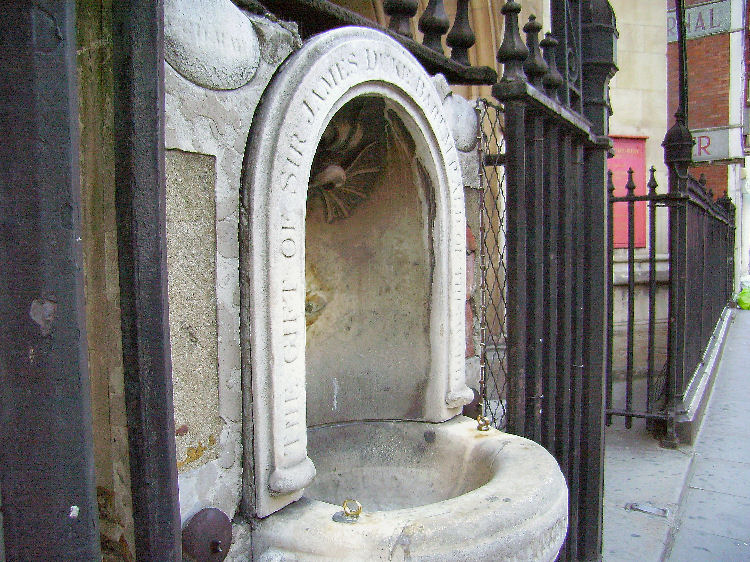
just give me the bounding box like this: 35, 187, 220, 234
419, 0, 450, 54
494, 0, 529, 95
540, 32, 563, 101
447, 0, 475, 66
523, 15, 548, 89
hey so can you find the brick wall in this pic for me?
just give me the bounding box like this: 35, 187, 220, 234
689, 164, 729, 197
667, 34, 731, 129
667, 1, 733, 200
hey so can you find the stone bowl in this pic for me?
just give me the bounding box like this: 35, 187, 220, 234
252, 416, 567, 561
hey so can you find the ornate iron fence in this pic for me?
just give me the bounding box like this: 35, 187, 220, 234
606, 167, 736, 443
477, 2, 618, 559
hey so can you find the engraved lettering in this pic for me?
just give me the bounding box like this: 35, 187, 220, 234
284, 437, 300, 447
415, 78, 426, 99
290, 132, 306, 159
283, 337, 298, 363
335, 61, 350, 81
365, 48, 378, 70
280, 215, 296, 230
312, 88, 327, 102
320, 72, 337, 91
303, 98, 317, 119
348, 51, 359, 69
282, 173, 297, 193
281, 238, 297, 258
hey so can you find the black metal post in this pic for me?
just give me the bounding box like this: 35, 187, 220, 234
502, 101, 528, 437
556, 131, 576, 484
662, 0, 693, 445
543, 121, 560, 451
569, 141, 586, 562
580, 1, 618, 557
0, 1, 101, 558
625, 170, 636, 429
675, 0, 688, 125
526, 112, 546, 441
606, 171, 615, 426
646, 168, 658, 416
112, 1, 182, 559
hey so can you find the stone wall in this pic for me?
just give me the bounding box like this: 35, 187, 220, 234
163, 0, 300, 523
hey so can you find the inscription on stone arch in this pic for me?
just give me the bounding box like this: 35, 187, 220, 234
241, 27, 471, 518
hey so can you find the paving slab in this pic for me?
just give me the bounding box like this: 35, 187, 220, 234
603, 503, 672, 562
603, 418, 692, 561
668, 528, 750, 561
688, 456, 750, 498
679, 487, 750, 542
663, 310, 750, 561
607, 310, 750, 561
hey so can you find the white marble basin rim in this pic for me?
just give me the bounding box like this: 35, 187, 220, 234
305, 419, 499, 511
253, 416, 568, 561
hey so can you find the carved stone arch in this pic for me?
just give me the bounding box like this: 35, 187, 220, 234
240, 27, 472, 518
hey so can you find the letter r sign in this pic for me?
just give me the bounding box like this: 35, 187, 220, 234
697, 135, 711, 156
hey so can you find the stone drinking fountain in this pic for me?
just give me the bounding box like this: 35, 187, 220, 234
239, 27, 567, 561
162, 1, 566, 557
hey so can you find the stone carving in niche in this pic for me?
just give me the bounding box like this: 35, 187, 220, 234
308, 98, 386, 223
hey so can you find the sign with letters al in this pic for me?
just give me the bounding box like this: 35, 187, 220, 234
667, 0, 730, 42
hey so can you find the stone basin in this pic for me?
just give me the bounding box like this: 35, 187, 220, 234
252, 416, 568, 561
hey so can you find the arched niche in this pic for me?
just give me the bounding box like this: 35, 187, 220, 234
240, 27, 472, 518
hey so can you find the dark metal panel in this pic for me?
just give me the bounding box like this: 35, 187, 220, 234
526, 114, 546, 441
579, 139, 609, 560
504, 101, 528, 437
0, 1, 101, 558
543, 121, 561, 452
556, 132, 575, 478
112, 1, 182, 559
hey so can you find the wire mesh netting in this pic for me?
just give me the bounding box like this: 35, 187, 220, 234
476, 98, 508, 430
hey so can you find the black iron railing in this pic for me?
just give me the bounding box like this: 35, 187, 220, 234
480, 2, 618, 560
240, 0, 497, 85
606, 167, 735, 442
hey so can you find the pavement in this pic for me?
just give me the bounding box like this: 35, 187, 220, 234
603, 309, 750, 561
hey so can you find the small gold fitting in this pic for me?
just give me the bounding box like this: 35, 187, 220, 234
342, 498, 362, 518
477, 415, 491, 431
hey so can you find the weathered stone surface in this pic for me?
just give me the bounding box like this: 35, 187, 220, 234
164, 0, 260, 90
305, 98, 432, 426
432, 74, 479, 152
241, 26, 473, 519
165, 149, 222, 472
165, 11, 299, 524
